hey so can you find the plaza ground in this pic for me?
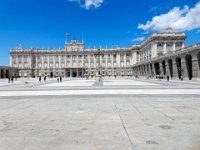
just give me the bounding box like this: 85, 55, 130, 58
0, 77, 200, 150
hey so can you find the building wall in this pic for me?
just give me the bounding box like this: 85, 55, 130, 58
0, 66, 18, 78
9, 29, 200, 80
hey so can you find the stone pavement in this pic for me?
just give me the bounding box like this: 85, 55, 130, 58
0, 78, 200, 150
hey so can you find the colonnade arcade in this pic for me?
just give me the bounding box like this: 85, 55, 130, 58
133, 50, 200, 80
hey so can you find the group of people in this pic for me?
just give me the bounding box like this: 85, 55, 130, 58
8, 76, 14, 83
38, 76, 47, 83
57, 76, 62, 82
38, 76, 63, 83
8, 74, 17, 83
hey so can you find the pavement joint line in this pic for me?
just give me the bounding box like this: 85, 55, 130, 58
0, 89, 200, 97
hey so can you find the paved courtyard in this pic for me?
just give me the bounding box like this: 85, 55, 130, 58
0, 78, 200, 150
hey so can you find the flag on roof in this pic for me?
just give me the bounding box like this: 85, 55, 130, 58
66, 33, 70, 36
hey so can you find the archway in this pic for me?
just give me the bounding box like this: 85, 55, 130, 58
72, 71, 77, 77
154, 62, 160, 76
168, 59, 173, 78
176, 57, 182, 79
150, 63, 153, 77
1, 69, 4, 78
198, 52, 200, 70
50, 72, 53, 78
185, 54, 192, 80
6, 70, 9, 78
162, 61, 166, 75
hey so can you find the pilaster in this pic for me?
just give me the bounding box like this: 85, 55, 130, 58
88, 55, 91, 68
111, 54, 114, 68
48, 56, 50, 68
59, 56, 61, 68
124, 54, 126, 67
163, 42, 167, 54
106, 54, 108, 68
173, 42, 176, 51
117, 54, 120, 67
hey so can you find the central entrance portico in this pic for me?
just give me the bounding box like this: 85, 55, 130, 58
66, 68, 85, 78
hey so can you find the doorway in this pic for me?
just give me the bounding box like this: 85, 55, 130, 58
72, 72, 77, 77
168, 59, 173, 78
185, 54, 192, 80
176, 57, 182, 79
50, 72, 53, 78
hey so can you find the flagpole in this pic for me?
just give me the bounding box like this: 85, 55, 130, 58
66, 32, 70, 43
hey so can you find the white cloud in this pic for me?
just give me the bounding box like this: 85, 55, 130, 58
68, 0, 104, 10
132, 37, 145, 42
138, 2, 200, 32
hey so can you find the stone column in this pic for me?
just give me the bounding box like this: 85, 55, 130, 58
42, 56, 44, 69
155, 43, 158, 58
70, 69, 72, 78
111, 54, 114, 68
10, 55, 12, 67
88, 55, 91, 68
53, 56, 55, 69
163, 42, 167, 54
159, 62, 164, 76
70, 55, 73, 67
94, 56, 96, 68
149, 63, 153, 77
59, 56, 61, 68
166, 62, 170, 77
117, 53, 120, 67
181, 59, 187, 80
172, 60, 178, 79
29, 55, 32, 69
22, 56, 24, 69
36, 56, 38, 69
16, 55, 19, 68
124, 53, 126, 67
77, 55, 79, 68
100, 55, 102, 67
152, 63, 156, 77
106, 54, 108, 68
173, 42, 176, 51
82, 69, 84, 78
35, 56, 38, 77
82, 55, 84, 67
65, 55, 67, 68
146, 64, 150, 77
143, 65, 146, 76
77, 69, 79, 78
191, 58, 199, 80
48, 56, 50, 68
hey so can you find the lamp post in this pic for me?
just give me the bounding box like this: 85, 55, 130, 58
94, 48, 104, 85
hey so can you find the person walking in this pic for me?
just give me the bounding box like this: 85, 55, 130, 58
39, 76, 41, 83
60, 76, 62, 82
167, 75, 170, 82
44, 76, 46, 82
8, 77, 10, 83
11, 76, 14, 83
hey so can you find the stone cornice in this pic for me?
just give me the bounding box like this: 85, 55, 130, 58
140, 33, 186, 48
10, 48, 132, 55
132, 43, 200, 67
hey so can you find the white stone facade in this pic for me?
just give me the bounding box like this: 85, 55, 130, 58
10, 29, 199, 79
10, 39, 133, 78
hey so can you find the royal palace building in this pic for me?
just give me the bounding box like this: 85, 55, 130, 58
10, 28, 200, 80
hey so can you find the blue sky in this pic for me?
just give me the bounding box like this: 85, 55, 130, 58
0, 0, 200, 65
